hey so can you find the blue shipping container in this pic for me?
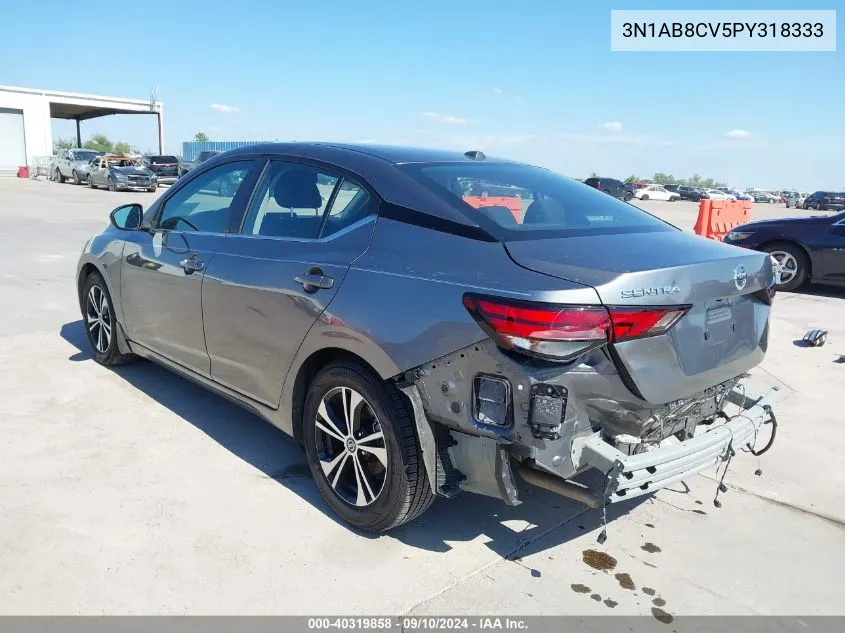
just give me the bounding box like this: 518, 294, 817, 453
181, 140, 271, 162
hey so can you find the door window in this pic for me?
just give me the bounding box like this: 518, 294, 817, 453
242, 162, 338, 239
156, 160, 253, 233
321, 177, 372, 237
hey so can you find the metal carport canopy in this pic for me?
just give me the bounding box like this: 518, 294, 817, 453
47, 92, 164, 153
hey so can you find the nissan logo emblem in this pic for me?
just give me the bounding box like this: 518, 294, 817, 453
733, 264, 748, 291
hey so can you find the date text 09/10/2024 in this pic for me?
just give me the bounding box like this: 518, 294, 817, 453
622, 22, 824, 38
307, 617, 528, 630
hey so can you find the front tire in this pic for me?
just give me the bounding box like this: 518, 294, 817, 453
81, 272, 138, 366
56, 169, 65, 183
764, 242, 809, 292
640, 194, 649, 200
107, 177, 116, 192
72, 170, 81, 185
303, 361, 434, 532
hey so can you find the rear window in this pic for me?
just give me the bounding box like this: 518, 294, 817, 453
399, 162, 673, 240
147, 155, 178, 164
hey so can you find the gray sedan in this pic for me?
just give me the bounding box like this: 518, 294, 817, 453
87, 156, 157, 192
76, 143, 779, 532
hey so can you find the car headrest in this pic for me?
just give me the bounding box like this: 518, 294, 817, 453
272, 166, 323, 209
523, 198, 564, 224
478, 205, 518, 226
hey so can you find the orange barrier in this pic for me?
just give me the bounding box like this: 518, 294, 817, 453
463, 195, 524, 223
693, 199, 751, 241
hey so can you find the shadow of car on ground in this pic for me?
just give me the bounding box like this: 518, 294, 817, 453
60, 319, 663, 558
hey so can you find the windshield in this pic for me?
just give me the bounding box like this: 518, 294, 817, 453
72, 151, 100, 162
399, 162, 673, 240
147, 155, 178, 164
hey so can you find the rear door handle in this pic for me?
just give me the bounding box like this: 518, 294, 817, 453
180, 254, 204, 274
295, 272, 334, 292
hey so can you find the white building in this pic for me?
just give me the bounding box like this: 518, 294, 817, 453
0, 85, 164, 175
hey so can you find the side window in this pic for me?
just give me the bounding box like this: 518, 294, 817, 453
242, 162, 338, 240
156, 160, 252, 233
322, 177, 372, 237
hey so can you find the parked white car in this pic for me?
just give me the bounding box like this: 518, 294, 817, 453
703, 189, 736, 200
634, 184, 681, 201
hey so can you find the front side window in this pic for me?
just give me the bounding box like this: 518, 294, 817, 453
400, 162, 672, 240
156, 160, 253, 233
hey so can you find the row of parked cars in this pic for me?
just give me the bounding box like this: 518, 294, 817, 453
584, 177, 845, 212
584, 177, 746, 202
50, 148, 223, 191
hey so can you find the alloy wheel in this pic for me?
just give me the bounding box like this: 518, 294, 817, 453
86, 285, 112, 353
314, 386, 388, 507
770, 251, 798, 285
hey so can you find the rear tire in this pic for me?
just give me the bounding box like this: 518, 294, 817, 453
147, 187, 156, 193
763, 242, 809, 292
302, 361, 435, 532
88, 177, 96, 189
641, 194, 649, 200
80, 272, 138, 366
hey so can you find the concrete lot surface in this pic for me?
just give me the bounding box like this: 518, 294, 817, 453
1, 178, 844, 616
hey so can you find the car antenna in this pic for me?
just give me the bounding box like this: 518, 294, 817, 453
464, 150, 486, 161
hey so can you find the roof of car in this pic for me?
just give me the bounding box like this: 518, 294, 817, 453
220, 142, 519, 166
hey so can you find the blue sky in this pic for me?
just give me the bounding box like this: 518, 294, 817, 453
1, 0, 841, 189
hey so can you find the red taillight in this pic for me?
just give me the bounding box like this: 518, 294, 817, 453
596, 183, 602, 190
463, 295, 688, 361
608, 307, 688, 340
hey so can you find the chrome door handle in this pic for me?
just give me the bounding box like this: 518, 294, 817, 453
295, 273, 334, 291
180, 256, 204, 274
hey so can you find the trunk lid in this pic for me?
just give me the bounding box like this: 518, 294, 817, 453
505, 229, 775, 404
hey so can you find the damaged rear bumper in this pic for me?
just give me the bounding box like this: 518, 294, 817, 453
570, 386, 780, 503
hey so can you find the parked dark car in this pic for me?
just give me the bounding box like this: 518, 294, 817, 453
141, 155, 180, 185
676, 185, 704, 201
803, 191, 845, 211
583, 176, 634, 201
76, 143, 778, 533
724, 210, 845, 291
179, 150, 222, 177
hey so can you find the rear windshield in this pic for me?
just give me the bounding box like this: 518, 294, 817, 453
399, 162, 673, 240
147, 155, 178, 164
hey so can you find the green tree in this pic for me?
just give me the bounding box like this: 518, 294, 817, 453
194, 132, 209, 142
624, 175, 640, 184
53, 138, 76, 153
83, 134, 114, 153
651, 172, 674, 185
113, 141, 132, 155
589, 171, 598, 178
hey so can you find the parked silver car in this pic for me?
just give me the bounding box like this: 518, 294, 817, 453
87, 155, 157, 192
76, 143, 779, 532
53, 148, 102, 184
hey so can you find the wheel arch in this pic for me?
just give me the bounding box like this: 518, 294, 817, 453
287, 345, 398, 446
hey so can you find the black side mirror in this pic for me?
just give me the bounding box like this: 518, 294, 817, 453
110, 203, 143, 230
